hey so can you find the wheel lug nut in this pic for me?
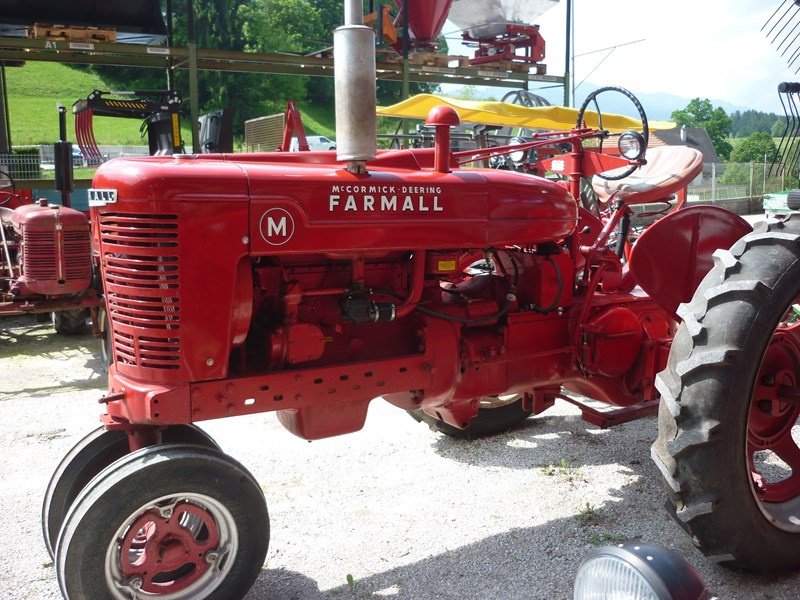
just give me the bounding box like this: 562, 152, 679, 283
758, 399, 772, 412
762, 374, 776, 386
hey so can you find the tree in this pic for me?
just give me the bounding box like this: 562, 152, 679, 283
730, 109, 781, 137
730, 131, 779, 163
671, 98, 733, 160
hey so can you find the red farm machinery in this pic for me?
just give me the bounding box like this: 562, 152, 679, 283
41, 1, 800, 598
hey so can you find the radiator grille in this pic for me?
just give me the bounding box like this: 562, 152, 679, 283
100, 213, 181, 370
22, 227, 91, 283
22, 230, 58, 280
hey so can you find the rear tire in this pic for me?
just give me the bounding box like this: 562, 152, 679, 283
55, 445, 268, 600
43, 425, 220, 559
52, 308, 89, 335
652, 217, 800, 571
409, 395, 532, 440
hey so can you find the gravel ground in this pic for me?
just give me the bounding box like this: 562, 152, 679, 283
1, 316, 799, 599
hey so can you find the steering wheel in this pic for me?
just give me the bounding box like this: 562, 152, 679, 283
575, 86, 649, 181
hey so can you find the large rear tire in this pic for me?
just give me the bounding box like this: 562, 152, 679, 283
43, 425, 220, 559
409, 395, 532, 440
652, 218, 800, 571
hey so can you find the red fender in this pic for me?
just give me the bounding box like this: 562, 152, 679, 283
629, 205, 752, 317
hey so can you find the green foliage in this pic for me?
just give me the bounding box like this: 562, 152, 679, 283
6, 62, 170, 145
671, 98, 733, 160
729, 109, 781, 138
772, 117, 789, 138
69, 0, 436, 136
718, 162, 750, 185
730, 131, 778, 163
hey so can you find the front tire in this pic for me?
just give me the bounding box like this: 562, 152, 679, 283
55, 445, 269, 600
652, 218, 800, 571
43, 425, 220, 559
52, 308, 90, 335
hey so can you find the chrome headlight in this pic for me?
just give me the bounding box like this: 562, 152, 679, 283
618, 131, 647, 160
508, 136, 527, 164
573, 543, 710, 600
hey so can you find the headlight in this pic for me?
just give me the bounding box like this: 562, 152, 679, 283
618, 131, 647, 160
508, 136, 527, 164
574, 543, 710, 600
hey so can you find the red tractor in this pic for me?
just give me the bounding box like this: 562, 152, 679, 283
0, 196, 100, 335
41, 4, 800, 598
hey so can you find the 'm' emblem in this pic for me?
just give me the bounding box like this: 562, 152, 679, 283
259, 208, 295, 245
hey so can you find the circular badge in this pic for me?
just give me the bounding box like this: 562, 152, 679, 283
258, 208, 295, 246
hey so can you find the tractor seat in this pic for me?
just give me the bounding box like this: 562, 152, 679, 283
591, 145, 703, 205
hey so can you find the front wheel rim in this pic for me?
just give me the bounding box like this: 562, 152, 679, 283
104, 492, 238, 599
749, 312, 800, 532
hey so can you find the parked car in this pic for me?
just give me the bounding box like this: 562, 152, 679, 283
72, 146, 86, 167
289, 136, 337, 151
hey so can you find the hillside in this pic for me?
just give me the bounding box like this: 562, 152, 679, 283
7, 62, 187, 146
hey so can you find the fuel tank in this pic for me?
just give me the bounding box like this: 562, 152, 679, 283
92, 149, 578, 257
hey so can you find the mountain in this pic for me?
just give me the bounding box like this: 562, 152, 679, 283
441, 82, 753, 122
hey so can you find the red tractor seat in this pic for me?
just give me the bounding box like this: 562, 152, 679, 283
591, 145, 703, 205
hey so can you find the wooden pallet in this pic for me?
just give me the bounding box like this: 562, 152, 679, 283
387, 52, 470, 69
472, 61, 547, 74
31, 24, 117, 44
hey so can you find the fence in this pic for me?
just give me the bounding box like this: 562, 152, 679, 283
0, 145, 151, 182
688, 162, 789, 206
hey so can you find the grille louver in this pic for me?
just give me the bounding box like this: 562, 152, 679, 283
100, 213, 181, 370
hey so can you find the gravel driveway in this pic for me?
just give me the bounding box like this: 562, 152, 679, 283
1, 317, 799, 599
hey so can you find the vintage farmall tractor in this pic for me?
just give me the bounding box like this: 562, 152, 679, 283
0, 107, 100, 335
0, 194, 100, 334
41, 2, 800, 598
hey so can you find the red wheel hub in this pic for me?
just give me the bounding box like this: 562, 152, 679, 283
119, 501, 220, 594
750, 328, 800, 503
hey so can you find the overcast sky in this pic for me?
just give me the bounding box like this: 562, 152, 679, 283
444, 0, 794, 113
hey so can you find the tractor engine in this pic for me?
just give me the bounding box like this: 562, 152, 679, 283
90, 150, 599, 440
0, 201, 92, 305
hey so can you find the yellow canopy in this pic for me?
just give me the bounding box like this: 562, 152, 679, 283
377, 94, 675, 133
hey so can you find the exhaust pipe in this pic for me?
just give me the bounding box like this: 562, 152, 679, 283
334, 0, 377, 174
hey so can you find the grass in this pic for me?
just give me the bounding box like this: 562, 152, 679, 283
6, 62, 405, 149
7, 62, 189, 146
587, 532, 628, 546
297, 101, 336, 138
576, 502, 603, 526
540, 458, 585, 483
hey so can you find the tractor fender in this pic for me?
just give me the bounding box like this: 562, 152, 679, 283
628, 205, 752, 318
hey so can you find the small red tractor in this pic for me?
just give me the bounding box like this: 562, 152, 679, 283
0, 196, 100, 335
41, 3, 800, 598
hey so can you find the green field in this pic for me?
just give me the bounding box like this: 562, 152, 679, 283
6, 62, 170, 146
5, 61, 341, 148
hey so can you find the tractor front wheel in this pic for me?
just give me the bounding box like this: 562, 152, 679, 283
652, 218, 800, 571
52, 308, 90, 335
43, 425, 220, 558
408, 394, 532, 440
55, 445, 269, 599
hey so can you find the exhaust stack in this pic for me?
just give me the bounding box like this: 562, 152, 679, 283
334, 0, 377, 174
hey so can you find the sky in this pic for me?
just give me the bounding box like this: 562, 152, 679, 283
442, 0, 795, 113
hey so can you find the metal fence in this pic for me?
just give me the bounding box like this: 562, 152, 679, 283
0, 145, 152, 181
688, 162, 789, 204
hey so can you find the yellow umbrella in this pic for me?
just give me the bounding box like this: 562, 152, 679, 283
377, 94, 675, 133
